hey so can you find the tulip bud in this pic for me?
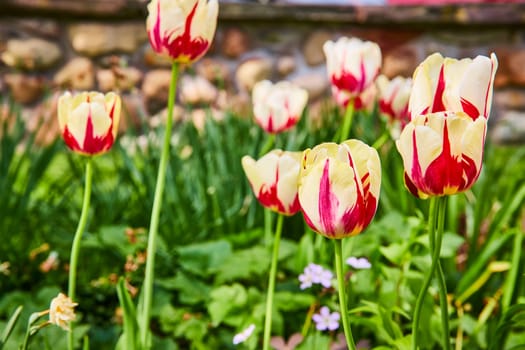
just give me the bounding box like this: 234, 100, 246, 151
252, 80, 309, 134
58, 91, 121, 156
298, 140, 381, 239
242, 150, 302, 216
146, 0, 218, 64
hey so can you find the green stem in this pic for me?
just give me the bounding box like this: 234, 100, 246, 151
372, 128, 390, 150
259, 133, 276, 157
335, 98, 355, 144
67, 157, 93, 350
502, 229, 523, 311
435, 199, 451, 350
333, 239, 357, 350
264, 209, 274, 247
263, 214, 284, 350
412, 197, 450, 350
140, 62, 180, 349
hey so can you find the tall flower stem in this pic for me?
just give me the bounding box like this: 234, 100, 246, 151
411, 197, 449, 350
67, 157, 93, 350
336, 98, 355, 143
333, 239, 357, 350
263, 214, 284, 350
140, 62, 180, 348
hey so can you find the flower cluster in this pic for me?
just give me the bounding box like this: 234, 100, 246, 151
298, 263, 334, 290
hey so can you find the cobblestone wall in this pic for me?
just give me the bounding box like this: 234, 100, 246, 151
1, 1, 525, 144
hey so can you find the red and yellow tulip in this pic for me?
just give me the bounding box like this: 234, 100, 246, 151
298, 140, 381, 239
252, 80, 309, 134
376, 75, 412, 137
242, 150, 302, 216
58, 91, 121, 156
409, 53, 498, 120
146, 0, 218, 64
323, 37, 382, 99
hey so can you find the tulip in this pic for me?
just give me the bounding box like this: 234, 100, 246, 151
396, 111, 486, 199
376, 75, 412, 138
323, 37, 382, 99
298, 140, 381, 239
332, 82, 377, 112
146, 0, 218, 64
252, 80, 309, 134
242, 150, 302, 216
409, 52, 498, 120
58, 91, 121, 156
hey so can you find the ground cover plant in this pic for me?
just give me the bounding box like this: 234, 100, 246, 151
1, 0, 525, 349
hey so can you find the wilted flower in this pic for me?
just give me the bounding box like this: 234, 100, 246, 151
252, 80, 309, 134
49, 293, 77, 331
346, 256, 371, 270
233, 324, 256, 345
58, 91, 121, 156
313, 306, 340, 331
298, 140, 381, 239
146, 0, 218, 64
242, 150, 302, 216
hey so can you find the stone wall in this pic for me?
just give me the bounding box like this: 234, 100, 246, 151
1, 1, 525, 144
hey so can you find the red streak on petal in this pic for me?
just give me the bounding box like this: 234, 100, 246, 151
318, 159, 338, 236
257, 165, 289, 214
431, 65, 447, 113
460, 98, 480, 120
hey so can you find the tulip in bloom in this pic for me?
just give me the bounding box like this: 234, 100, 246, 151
396, 111, 487, 199
323, 37, 382, 99
298, 140, 381, 239
409, 52, 498, 120
252, 80, 309, 134
242, 150, 302, 215
49, 293, 77, 331
58, 91, 121, 156
146, 0, 218, 64
376, 75, 412, 137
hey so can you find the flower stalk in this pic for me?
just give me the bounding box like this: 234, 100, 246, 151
333, 239, 356, 350
263, 214, 284, 350
140, 61, 180, 348
67, 157, 93, 350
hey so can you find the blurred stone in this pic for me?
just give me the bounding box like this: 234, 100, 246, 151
507, 49, 525, 86
277, 55, 296, 76
235, 57, 273, 92
1, 38, 61, 70
97, 54, 130, 69
291, 72, 329, 101
302, 31, 332, 66
97, 66, 143, 92
179, 75, 218, 106
53, 57, 95, 90
382, 45, 419, 79
16, 19, 61, 38
32, 92, 61, 146
4, 73, 46, 104
494, 90, 525, 110
143, 47, 172, 67
142, 69, 172, 114
491, 110, 525, 145
68, 23, 147, 57
221, 27, 250, 59
120, 92, 147, 133
195, 58, 230, 86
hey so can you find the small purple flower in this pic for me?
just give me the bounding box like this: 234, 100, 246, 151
346, 256, 372, 270
233, 324, 255, 345
298, 263, 333, 289
313, 306, 340, 331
